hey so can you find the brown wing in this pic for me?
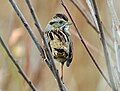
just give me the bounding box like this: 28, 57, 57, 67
66, 35, 73, 67
62, 30, 73, 67
66, 38, 73, 67
46, 29, 69, 62
46, 28, 73, 66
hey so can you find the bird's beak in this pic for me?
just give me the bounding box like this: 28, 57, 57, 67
67, 22, 72, 26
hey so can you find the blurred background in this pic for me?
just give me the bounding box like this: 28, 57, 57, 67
0, 0, 120, 91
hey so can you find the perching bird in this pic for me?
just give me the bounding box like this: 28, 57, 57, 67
44, 13, 73, 80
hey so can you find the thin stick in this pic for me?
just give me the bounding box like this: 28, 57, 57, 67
25, 0, 44, 37
91, 0, 116, 90
0, 36, 37, 91
71, 0, 113, 43
70, 0, 99, 33
8, 0, 52, 79
25, 0, 66, 91
9, 0, 66, 91
60, 0, 111, 88
9, 0, 45, 59
107, 0, 120, 73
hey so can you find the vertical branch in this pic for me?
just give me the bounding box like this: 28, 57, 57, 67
70, 0, 113, 43
25, 0, 66, 91
70, 0, 99, 33
9, 0, 66, 91
0, 36, 37, 91
107, 0, 120, 73
9, 0, 45, 59
86, 0, 100, 32
107, 0, 120, 89
25, 0, 44, 37
91, 0, 116, 90
60, 0, 111, 88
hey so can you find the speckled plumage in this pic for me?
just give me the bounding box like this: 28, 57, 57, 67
45, 14, 73, 67
44, 13, 73, 80
48, 29, 69, 63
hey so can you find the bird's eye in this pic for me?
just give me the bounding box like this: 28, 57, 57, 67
50, 21, 56, 25
59, 21, 64, 24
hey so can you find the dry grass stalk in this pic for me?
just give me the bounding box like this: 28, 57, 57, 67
9, 0, 66, 91
61, 0, 111, 88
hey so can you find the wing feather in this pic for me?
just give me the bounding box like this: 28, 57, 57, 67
62, 30, 73, 67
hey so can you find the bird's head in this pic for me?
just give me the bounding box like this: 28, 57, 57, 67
49, 13, 72, 29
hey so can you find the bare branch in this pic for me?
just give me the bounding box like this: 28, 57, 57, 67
0, 36, 37, 91
60, 0, 111, 88
9, 0, 66, 91
107, 0, 120, 73
70, 0, 114, 43
91, 0, 116, 90
24, 0, 66, 91
86, 0, 100, 32
9, 0, 45, 59
25, 0, 44, 36
70, 0, 99, 33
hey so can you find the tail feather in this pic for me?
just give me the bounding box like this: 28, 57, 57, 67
66, 57, 72, 67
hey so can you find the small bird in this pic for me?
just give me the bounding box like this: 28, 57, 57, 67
44, 13, 73, 81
